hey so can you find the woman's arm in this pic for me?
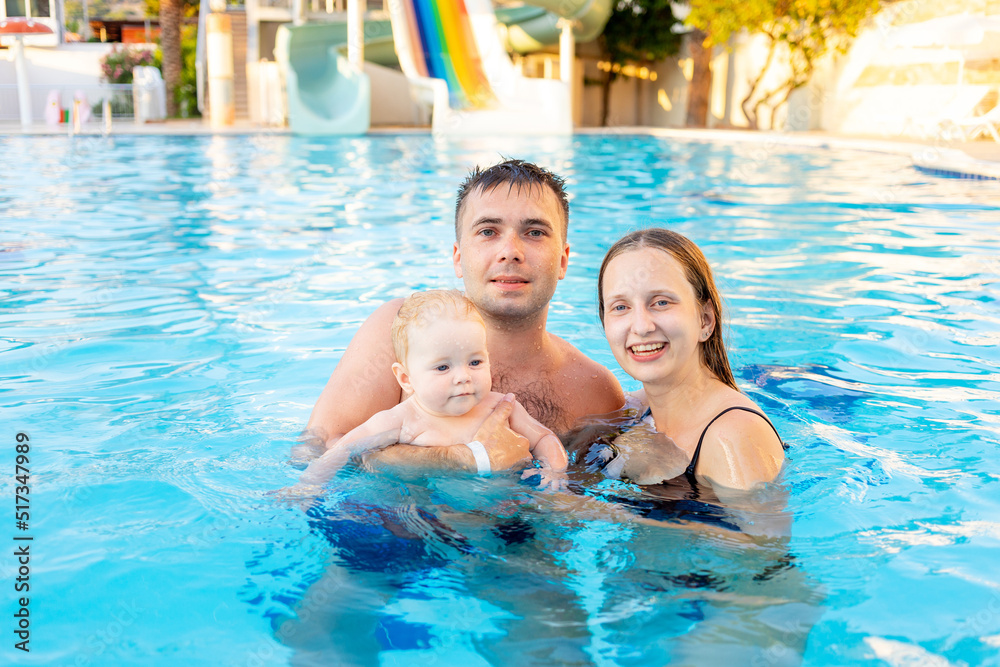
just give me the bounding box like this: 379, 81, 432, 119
696, 410, 785, 491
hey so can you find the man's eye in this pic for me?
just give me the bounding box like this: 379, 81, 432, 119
479, 229, 495, 237
527, 229, 545, 237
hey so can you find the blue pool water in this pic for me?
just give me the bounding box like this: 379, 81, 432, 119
1, 132, 999, 665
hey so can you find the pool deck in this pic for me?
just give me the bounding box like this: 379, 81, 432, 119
3, 119, 999, 179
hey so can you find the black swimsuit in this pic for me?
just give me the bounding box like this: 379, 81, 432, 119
585, 406, 786, 530
637, 405, 787, 487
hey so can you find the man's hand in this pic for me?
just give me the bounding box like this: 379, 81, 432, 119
475, 394, 533, 471
289, 429, 333, 469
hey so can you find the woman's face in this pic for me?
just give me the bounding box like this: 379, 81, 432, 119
601, 247, 714, 387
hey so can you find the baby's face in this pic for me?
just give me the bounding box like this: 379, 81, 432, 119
402, 316, 492, 417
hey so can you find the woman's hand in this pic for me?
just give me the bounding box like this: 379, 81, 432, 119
609, 428, 690, 485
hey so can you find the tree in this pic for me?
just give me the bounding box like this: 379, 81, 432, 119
144, 0, 200, 18
685, 28, 712, 127
160, 0, 182, 116
146, 0, 199, 117
600, 0, 683, 126
686, 0, 881, 129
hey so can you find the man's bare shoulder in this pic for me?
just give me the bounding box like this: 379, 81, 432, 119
547, 334, 625, 414
305, 297, 406, 441
369, 298, 405, 326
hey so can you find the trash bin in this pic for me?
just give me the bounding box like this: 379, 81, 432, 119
132, 66, 167, 123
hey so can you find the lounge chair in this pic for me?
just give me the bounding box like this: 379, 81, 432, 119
940, 89, 1000, 142
902, 86, 989, 140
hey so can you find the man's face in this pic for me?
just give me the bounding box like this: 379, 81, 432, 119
453, 184, 569, 324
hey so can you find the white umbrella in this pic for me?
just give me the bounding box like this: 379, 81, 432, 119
0, 18, 55, 129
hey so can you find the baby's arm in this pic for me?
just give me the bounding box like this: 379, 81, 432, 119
508, 401, 568, 491
508, 401, 567, 469
291, 409, 403, 493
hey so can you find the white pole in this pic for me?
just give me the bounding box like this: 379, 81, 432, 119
347, 0, 364, 70
103, 99, 112, 134
82, 0, 92, 41
558, 19, 574, 84
13, 37, 33, 129
207, 13, 235, 128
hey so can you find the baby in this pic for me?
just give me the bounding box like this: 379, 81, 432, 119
290, 290, 568, 493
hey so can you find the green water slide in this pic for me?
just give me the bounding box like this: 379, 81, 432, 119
496, 0, 613, 53
275, 21, 397, 135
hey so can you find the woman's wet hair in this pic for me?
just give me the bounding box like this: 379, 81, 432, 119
455, 158, 569, 239
597, 228, 739, 392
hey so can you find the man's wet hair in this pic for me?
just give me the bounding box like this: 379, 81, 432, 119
454, 158, 569, 239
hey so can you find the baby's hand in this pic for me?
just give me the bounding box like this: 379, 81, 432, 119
520, 464, 568, 493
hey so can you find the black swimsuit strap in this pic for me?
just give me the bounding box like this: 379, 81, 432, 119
686, 406, 783, 478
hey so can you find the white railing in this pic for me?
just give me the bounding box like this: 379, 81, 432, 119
252, 0, 386, 14
0, 84, 134, 124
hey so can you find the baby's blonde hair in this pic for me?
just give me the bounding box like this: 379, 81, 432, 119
391, 290, 485, 364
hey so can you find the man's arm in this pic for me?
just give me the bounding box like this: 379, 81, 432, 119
305, 299, 404, 446
363, 396, 532, 472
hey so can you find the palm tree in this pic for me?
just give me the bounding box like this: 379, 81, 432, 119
160, 0, 182, 116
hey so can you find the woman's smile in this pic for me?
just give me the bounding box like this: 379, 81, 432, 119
602, 247, 709, 384
628, 342, 667, 360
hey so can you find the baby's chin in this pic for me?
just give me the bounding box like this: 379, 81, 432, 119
419, 394, 482, 417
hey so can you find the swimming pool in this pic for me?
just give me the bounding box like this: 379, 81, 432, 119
2, 132, 998, 665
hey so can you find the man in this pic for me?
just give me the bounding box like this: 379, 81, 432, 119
303, 159, 624, 470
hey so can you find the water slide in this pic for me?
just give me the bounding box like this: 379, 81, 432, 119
275, 0, 612, 135
497, 0, 611, 54
274, 20, 392, 135
389, 0, 612, 134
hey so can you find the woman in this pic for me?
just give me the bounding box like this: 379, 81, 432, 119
593, 228, 785, 493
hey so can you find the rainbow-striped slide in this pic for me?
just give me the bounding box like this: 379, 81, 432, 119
393, 0, 496, 109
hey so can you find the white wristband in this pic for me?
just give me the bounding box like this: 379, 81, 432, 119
465, 440, 491, 476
